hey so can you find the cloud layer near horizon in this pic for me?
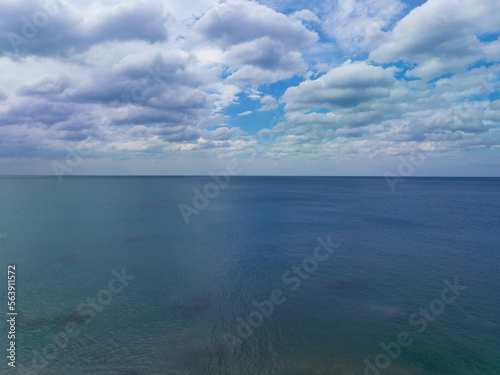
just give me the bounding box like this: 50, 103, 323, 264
0, 0, 499, 175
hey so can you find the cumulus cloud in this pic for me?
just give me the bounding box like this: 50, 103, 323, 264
226, 37, 304, 71
18, 75, 69, 96
0, 0, 499, 175
0, 10, 243, 161
0, 0, 169, 57
259, 95, 278, 111
274, 55, 499, 163
194, 0, 317, 85
291, 9, 321, 24
282, 60, 397, 113
371, 0, 500, 80
195, 0, 317, 50
321, 0, 405, 51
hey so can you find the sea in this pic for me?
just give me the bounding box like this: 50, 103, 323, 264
0, 176, 498, 375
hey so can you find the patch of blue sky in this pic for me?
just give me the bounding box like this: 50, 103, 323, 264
371, 60, 418, 81
234, 111, 280, 135
262, 76, 305, 98
489, 91, 500, 101
218, 76, 305, 134
401, 0, 427, 10
347, 51, 371, 63
223, 95, 277, 134
467, 59, 496, 71
428, 73, 455, 84
478, 32, 500, 43
220, 66, 232, 80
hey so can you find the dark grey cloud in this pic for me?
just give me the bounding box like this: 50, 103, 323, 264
67, 52, 204, 105
0, 99, 76, 126
0, 0, 168, 57
18, 75, 69, 96
85, 1, 168, 44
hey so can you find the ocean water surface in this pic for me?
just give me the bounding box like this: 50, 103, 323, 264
0, 176, 499, 375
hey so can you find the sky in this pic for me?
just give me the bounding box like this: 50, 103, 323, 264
0, 0, 499, 176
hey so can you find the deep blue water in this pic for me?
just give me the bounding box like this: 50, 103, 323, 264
0, 176, 499, 375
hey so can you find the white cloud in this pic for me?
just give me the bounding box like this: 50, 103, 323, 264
0, 0, 499, 175
371, 0, 500, 80
321, 0, 405, 51
259, 95, 278, 111
195, 0, 318, 50
238, 111, 253, 116
291, 9, 320, 24
194, 0, 317, 86
282, 60, 397, 113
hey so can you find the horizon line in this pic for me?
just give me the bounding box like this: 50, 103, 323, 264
1, 175, 499, 178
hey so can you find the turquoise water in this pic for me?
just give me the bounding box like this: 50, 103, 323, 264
0, 176, 499, 375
